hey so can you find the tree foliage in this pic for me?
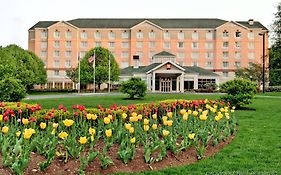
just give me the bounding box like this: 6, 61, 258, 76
66, 47, 120, 89
0, 77, 26, 102
120, 77, 147, 99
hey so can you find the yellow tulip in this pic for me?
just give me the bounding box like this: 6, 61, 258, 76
130, 137, 136, 144
167, 120, 173, 126
1, 126, 9, 134
152, 124, 157, 130
22, 118, 29, 125
220, 108, 225, 112
167, 112, 173, 118
202, 110, 208, 116
143, 125, 149, 132
40, 122, 47, 129
86, 114, 92, 120
51, 129, 56, 135
91, 135, 94, 142
122, 113, 127, 119
183, 113, 189, 121
162, 116, 168, 121
162, 130, 170, 137
180, 109, 186, 115
58, 131, 68, 140
131, 112, 137, 117
137, 114, 142, 120
143, 119, 149, 125
188, 133, 195, 140
199, 115, 208, 121
0, 114, 3, 122
129, 127, 134, 134
125, 123, 131, 130
105, 129, 112, 138
88, 127, 96, 135
108, 115, 113, 120
231, 109, 235, 113
152, 114, 157, 119
79, 136, 87, 144
16, 131, 21, 137
23, 128, 35, 139
215, 115, 221, 122
63, 119, 74, 127
91, 114, 97, 120
53, 123, 59, 129
104, 117, 110, 124
188, 110, 192, 114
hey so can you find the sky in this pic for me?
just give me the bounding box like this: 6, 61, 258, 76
0, 0, 279, 49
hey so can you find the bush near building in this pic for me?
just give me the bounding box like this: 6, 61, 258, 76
120, 77, 147, 99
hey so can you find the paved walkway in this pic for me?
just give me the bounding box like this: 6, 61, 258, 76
255, 95, 281, 99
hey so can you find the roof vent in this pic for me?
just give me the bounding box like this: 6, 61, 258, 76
248, 19, 254, 25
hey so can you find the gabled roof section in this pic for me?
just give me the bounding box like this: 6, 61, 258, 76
29, 21, 58, 30
236, 21, 268, 30
47, 21, 79, 30
216, 21, 249, 30
131, 20, 163, 30
121, 63, 161, 75
183, 66, 219, 76
153, 51, 176, 57
147, 61, 185, 74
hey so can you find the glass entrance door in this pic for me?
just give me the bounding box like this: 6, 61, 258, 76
160, 78, 172, 92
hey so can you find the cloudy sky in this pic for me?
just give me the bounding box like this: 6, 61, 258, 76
0, 0, 279, 49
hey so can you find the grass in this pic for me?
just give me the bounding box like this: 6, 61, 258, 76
24, 93, 281, 174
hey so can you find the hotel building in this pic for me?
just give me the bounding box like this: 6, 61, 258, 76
28, 18, 268, 92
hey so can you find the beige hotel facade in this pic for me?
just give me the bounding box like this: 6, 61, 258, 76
28, 18, 268, 92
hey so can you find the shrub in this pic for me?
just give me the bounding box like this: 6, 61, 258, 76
220, 79, 257, 108
0, 77, 26, 102
120, 77, 147, 99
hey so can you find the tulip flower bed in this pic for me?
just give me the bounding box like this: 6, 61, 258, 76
0, 100, 236, 175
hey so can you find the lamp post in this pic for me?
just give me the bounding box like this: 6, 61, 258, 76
258, 32, 265, 94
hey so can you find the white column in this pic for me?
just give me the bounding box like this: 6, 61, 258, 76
147, 74, 151, 91
52, 81, 55, 89
45, 83, 47, 89
152, 72, 156, 92
180, 73, 184, 92
62, 82, 65, 89
72, 82, 75, 90
194, 75, 199, 89
176, 76, 179, 92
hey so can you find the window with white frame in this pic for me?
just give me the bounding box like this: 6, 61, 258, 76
206, 61, 213, 68
40, 51, 47, 57
163, 42, 170, 49
41, 42, 47, 49
235, 42, 241, 49
108, 31, 115, 39
178, 32, 184, 40
122, 31, 129, 38
121, 51, 129, 58
65, 41, 71, 48
54, 41, 60, 48
41, 31, 47, 38
205, 42, 214, 49
235, 31, 242, 38
136, 31, 143, 39
108, 42, 115, 48
222, 61, 229, 68
121, 61, 129, 68
191, 52, 199, 59
248, 52, 255, 59
192, 42, 199, 49
248, 31, 255, 39
54, 70, 59, 76
192, 31, 199, 40
177, 52, 185, 59
149, 31, 155, 39
65, 31, 72, 39
53, 50, 60, 57
235, 61, 241, 68
53, 60, 60, 67
248, 42, 255, 49
136, 42, 143, 48
222, 72, 229, 77
235, 51, 241, 59
95, 42, 101, 47
65, 50, 71, 57
178, 42, 184, 48
206, 31, 214, 40
192, 62, 199, 66
54, 31, 60, 38
223, 41, 229, 48
164, 31, 170, 39
65, 60, 71, 68
122, 42, 129, 48
222, 30, 229, 38
95, 31, 101, 39
136, 51, 143, 58
80, 31, 87, 39
206, 52, 214, 59
222, 51, 229, 59
80, 51, 86, 58
149, 42, 156, 48
80, 41, 88, 48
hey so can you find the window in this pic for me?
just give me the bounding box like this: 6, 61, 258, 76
149, 51, 156, 60
41, 31, 47, 38
136, 31, 143, 39
223, 72, 229, 77
54, 41, 60, 48
65, 41, 71, 48
136, 42, 143, 48
206, 31, 214, 40
235, 31, 241, 38
54, 70, 59, 76
121, 42, 129, 48
191, 52, 199, 59
121, 51, 129, 58
41, 42, 47, 49
178, 32, 184, 40
206, 52, 214, 59
163, 42, 170, 49
108, 31, 115, 39
192, 42, 199, 49
80, 51, 86, 58
235, 42, 241, 49
248, 31, 254, 39
235, 61, 241, 68
223, 51, 229, 59
122, 31, 129, 38
65, 60, 71, 68
65, 31, 72, 39
222, 31, 229, 38
54, 50, 60, 57
95, 31, 101, 39
192, 62, 198, 66
95, 42, 101, 47
248, 42, 255, 49
80, 31, 87, 39
198, 79, 216, 89
235, 51, 241, 59
192, 31, 199, 40
178, 42, 184, 48
108, 42, 115, 48
206, 61, 213, 68
223, 41, 229, 48
54, 31, 60, 38
164, 31, 170, 39
205, 42, 214, 49
65, 50, 72, 57
149, 31, 155, 39
248, 52, 255, 59
53, 60, 60, 67
136, 51, 143, 58
40, 51, 47, 57
149, 42, 155, 48
223, 61, 229, 68
121, 61, 129, 68
80, 41, 88, 48
177, 52, 185, 59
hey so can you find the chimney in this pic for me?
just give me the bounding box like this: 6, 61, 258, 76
248, 19, 254, 25
133, 55, 140, 69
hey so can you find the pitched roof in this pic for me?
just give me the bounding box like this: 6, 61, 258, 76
153, 51, 175, 57
29, 21, 58, 30
183, 66, 219, 76
236, 21, 268, 30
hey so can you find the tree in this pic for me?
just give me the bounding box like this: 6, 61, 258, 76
269, 2, 281, 85
66, 47, 120, 90
120, 77, 147, 99
0, 77, 26, 102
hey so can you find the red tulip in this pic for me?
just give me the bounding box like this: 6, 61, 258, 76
4, 116, 8, 122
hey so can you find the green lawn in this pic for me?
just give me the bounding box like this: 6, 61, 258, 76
24, 93, 281, 174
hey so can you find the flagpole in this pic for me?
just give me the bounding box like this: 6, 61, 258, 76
78, 56, 80, 93
108, 51, 111, 93
93, 50, 96, 93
